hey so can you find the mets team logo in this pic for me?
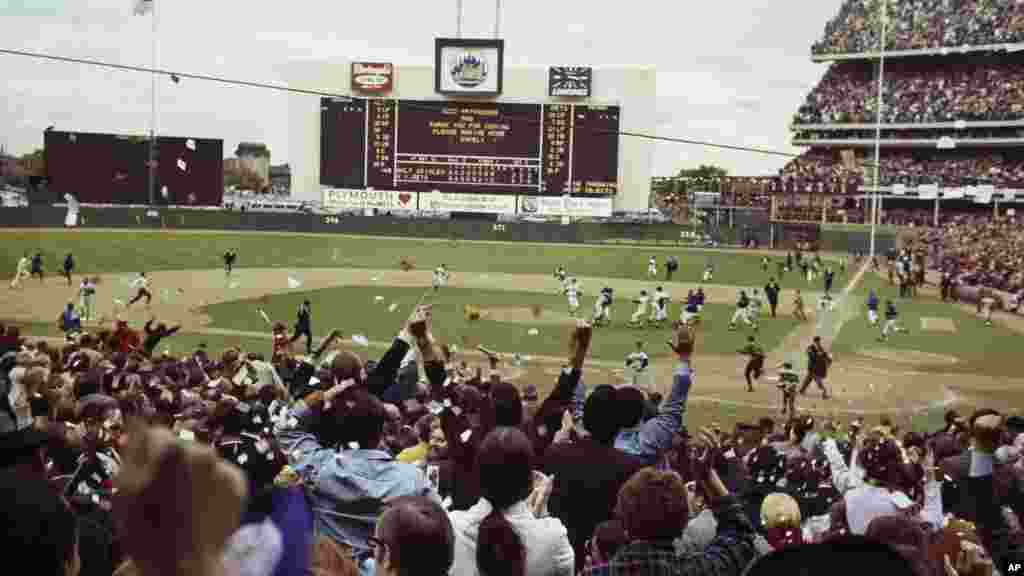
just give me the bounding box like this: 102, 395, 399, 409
449, 52, 488, 88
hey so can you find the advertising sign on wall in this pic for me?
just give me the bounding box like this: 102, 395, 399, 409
421, 192, 517, 214
351, 62, 394, 93
518, 195, 613, 217
322, 188, 417, 211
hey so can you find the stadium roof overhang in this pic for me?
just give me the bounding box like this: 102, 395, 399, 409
811, 42, 1024, 62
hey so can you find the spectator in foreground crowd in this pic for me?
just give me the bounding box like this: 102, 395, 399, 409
448, 426, 573, 576
2, 289, 1024, 576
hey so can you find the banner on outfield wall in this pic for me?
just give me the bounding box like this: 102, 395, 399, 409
517, 195, 613, 218
420, 192, 517, 214
322, 188, 417, 211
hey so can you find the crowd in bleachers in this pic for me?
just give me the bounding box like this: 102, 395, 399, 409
794, 58, 1024, 125
813, 0, 1024, 55
913, 214, 1024, 296
3, 301, 1024, 576
782, 149, 1024, 189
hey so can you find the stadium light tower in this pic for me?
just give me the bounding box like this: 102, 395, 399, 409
869, 0, 888, 258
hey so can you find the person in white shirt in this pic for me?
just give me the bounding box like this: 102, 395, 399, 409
650, 287, 670, 326
10, 253, 30, 289
448, 427, 574, 576
647, 256, 657, 278
128, 272, 153, 308
79, 277, 97, 322
564, 278, 581, 317
433, 265, 449, 291
629, 290, 650, 327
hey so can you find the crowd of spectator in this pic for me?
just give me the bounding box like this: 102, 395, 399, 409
813, 0, 1024, 55
782, 148, 1024, 189
2, 301, 1023, 576
910, 214, 1024, 296
794, 57, 1024, 125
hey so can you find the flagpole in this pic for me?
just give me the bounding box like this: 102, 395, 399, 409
869, 0, 887, 258
147, 0, 158, 206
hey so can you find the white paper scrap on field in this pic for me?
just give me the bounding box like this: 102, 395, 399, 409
351, 334, 369, 347
177, 158, 187, 171
229, 281, 240, 289
370, 276, 379, 282
186, 138, 196, 151
374, 296, 384, 302
287, 276, 302, 289
527, 328, 539, 336
388, 303, 398, 312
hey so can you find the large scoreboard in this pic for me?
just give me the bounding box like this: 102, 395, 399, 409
320, 98, 620, 196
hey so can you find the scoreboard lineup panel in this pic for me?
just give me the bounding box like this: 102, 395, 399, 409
320, 97, 620, 196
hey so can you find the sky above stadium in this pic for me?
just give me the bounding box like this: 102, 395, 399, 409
1, 0, 843, 186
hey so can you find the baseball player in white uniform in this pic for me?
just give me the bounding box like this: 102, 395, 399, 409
650, 286, 670, 326
554, 266, 568, 294
729, 290, 754, 330
647, 256, 657, 278
10, 253, 31, 289
564, 278, 581, 316
625, 342, 651, 387
79, 277, 97, 322
703, 261, 714, 282
432, 265, 450, 291
630, 290, 650, 327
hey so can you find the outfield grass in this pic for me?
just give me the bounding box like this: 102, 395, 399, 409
1, 230, 829, 290
202, 286, 800, 361
832, 271, 1021, 376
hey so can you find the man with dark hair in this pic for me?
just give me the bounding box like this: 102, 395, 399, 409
543, 384, 645, 572
585, 465, 756, 576
737, 335, 765, 393
764, 278, 780, 318
799, 336, 831, 399
275, 306, 443, 570
290, 300, 313, 354
371, 496, 454, 576
614, 321, 694, 465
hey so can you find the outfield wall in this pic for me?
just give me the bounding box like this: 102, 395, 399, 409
0, 206, 897, 253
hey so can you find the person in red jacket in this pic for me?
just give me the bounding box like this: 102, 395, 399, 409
112, 320, 140, 354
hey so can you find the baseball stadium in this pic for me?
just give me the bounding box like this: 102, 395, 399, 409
2, 1, 1024, 575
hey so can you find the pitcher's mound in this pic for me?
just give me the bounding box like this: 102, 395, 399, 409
857, 347, 959, 365
482, 306, 577, 326
921, 317, 956, 332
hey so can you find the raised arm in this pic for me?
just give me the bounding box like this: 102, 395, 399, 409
633, 322, 695, 456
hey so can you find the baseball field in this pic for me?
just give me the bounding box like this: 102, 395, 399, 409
2, 228, 1021, 432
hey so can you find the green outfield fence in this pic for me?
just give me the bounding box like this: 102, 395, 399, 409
0, 206, 897, 253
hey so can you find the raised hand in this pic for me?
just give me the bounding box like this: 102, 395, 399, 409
568, 320, 593, 369
114, 421, 247, 576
